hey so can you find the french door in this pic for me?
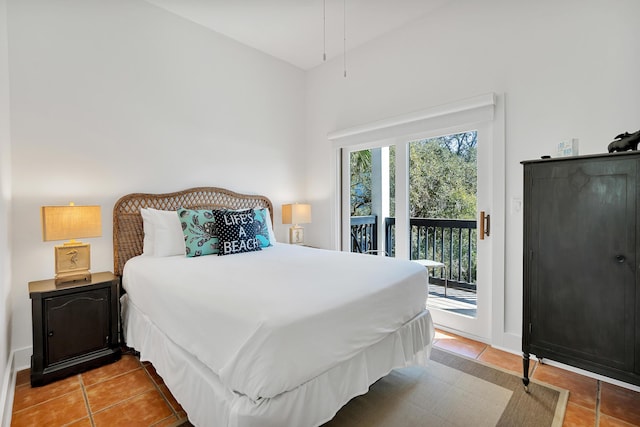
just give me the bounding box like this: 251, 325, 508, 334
416, 123, 493, 341
340, 122, 497, 342
332, 94, 504, 343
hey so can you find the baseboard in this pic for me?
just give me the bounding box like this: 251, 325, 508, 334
491, 334, 640, 393
538, 358, 640, 393
498, 331, 521, 354
13, 347, 30, 372
0, 350, 15, 427
0, 346, 31, 427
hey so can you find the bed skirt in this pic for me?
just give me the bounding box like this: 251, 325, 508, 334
122, 295, 434, 427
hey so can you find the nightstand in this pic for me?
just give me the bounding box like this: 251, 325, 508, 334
29, 271, 121, 386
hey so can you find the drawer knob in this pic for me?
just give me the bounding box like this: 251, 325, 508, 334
616, 255, 626, 263
47, 331, 54, 337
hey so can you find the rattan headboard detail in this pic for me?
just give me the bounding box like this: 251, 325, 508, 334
112, 187, 274, 276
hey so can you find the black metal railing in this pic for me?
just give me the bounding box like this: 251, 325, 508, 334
413, 218, 476, 291
350, 215, 378, 253
351, 216, 477, 292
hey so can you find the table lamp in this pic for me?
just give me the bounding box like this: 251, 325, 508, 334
41, 203, 102, 285
282, 203, 311, 245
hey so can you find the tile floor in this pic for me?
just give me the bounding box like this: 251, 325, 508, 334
10, 331, 640, 426
11, 351, 189, 427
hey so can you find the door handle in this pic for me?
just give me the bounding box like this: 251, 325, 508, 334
480, 211, 490, 240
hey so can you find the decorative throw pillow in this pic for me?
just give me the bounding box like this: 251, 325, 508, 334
178, 208, 219, 257
213, 209, 262, 256
253, 207, 272, 248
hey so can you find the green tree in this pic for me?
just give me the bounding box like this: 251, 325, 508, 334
349, 131, 477, 219
409, 132, 477, 219
349, 131, 478, 282
407, 132, 477, 280
350, 149, 372, 216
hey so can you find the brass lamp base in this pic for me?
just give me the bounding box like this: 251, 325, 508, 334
54, 241, 92, 285
55, 271, 92, 286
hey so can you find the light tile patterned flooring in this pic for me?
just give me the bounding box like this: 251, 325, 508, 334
11, 331, 640, 426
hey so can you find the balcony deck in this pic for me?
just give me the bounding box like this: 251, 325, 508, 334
427, 282, 477, 318
350, 215, 478, 318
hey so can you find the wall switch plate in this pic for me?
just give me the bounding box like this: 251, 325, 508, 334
511, 198, 522, 214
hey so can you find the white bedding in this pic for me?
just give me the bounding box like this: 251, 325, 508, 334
122, 243, 429, 401
122, 294, 433, 427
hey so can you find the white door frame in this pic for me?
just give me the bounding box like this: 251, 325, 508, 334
329, 93, 506, 344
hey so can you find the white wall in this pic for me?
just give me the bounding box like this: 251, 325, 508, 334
0, 0, 11, 420
7, 0, 306, 362
5, 0, 640, 373
305, 0, 640, 349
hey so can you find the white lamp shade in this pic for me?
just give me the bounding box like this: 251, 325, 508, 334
282, 203, 311, 225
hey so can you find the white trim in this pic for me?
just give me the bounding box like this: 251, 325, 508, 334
1, 351, 15, 427
328, 93, 496, 148
536, 358, 640, 393
1, 346, 31, 427
331, 148, 341, 250
12, 347, 29, 372
500, 332, 522, 354
433, 323, 490, 345
394, 142, 409, 259
490, 94, 507, 348
487, 343, 640, 393
340, 148, 350, 251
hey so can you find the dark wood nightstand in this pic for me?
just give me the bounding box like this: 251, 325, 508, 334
29, 271, 121, 386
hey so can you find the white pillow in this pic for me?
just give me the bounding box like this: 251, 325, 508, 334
140, 208, 185, 257
140, 208, 155, 256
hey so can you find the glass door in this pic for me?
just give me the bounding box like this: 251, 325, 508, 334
334, 94, 503, 344
341, 125, 493, 341
409, 124, 493, 340
342, 145, 395, 257
408, 131, 478, 317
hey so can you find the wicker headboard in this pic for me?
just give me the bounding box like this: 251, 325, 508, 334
112, 187, 274, 276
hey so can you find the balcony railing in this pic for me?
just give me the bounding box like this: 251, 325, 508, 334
350, 216, 477, 292
350, 215, 378, 253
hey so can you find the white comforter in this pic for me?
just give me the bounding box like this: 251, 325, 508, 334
123, 243, 427, 401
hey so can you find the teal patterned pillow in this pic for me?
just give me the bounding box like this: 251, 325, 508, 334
178, 208, 219, 257
253, 208, 272, 248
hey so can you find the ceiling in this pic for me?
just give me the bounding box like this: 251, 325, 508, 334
145, 0, 450, 70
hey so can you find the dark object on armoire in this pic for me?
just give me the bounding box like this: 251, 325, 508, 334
29, 271, 121, 386
522, 152, 640, 390
607, 129, 640, 152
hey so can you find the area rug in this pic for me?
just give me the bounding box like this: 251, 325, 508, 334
324, 347, 568, 427
176, 347, 568, 427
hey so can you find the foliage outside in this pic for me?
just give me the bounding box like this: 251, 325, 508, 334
350, 131, 477, 219
349, 131, 478, 285
408, 132, 477, 220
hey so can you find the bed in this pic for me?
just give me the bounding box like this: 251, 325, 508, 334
113, 187, 435, 427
